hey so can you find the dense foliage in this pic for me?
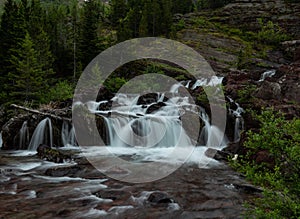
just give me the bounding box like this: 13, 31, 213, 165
0, 0, 235, 107
231, 110, 300, 218
0, 0, 108, 106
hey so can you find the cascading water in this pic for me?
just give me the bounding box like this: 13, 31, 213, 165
28, 118, 53, 151
19, 121, 30, 149
190, 76, 224, 90
259, 69, 276, 82
228, 97, 244, 142
0, 131, 2, 149
61, 121, 77, 147
78, 77, 227, 166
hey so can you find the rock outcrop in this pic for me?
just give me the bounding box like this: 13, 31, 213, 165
216, 0, 300, 38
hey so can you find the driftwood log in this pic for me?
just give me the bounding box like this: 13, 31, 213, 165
11, 104, 71, 122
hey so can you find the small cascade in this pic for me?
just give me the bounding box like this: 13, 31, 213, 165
190, 76, 224, 90
81, 79, 227, 153
28, 118, 53, 151
0, 131, 2, 149
61, 121, 77, 147
19, 121, 30, 149
233, 117, 244, 143
170, 83, 183, 93
259, 69, 276, 82
185, 80, 191, 88
228, 97, 244, 142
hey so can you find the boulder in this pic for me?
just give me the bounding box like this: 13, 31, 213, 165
146, 102, 166, 114
255, 81, 281, 100
37, 144, 71, 163
205, 148, 232, 162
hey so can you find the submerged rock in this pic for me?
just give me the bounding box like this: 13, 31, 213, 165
205, 148, 232, 162
147, 191, 174, 205
37, 144, 71, 163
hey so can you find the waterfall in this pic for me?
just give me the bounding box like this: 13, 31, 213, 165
185, 80, 191, 88
259, 69, 276, 82
233, 117, 244, 142
82, 78, 226, 151
228, 97, 244, 142
19, 121, 30, 149
28, 118, 53, 151
0, 132, 2, 149
61, 121, 77, 147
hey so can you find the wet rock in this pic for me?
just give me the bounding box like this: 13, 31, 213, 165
137, 93, 159, 105
205, 148, 232, 161
96, 86, 114, 102
1, 114, 30, 150
95, 115, 109, 145
37, 144, 71, 163
232, 183, 263, 194
223, 142, 240, 154
147, 191, 174, 206
45, 165, 83, 177
95, 190, 131, 202
146, 102, 166, 114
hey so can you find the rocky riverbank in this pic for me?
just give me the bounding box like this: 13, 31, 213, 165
0, 149, 261, 219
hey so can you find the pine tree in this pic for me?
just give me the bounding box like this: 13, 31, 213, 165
139, 8, 148, 37
0, 0, 27, 102
8, 32, 45, 103
79, 0, 103, 68
161, 0, 172, 36
151, 0, 162, 36
172, 0, 193, 14
43, 3, 74, 77
26, 0, 54, 78
110, 0, 127, 26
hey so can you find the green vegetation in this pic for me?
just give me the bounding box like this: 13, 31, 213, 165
0, 0, 110, 107
231, 109, 300, 218
236, 85, 257, 103
256, 18, 290, 46
43, 81, 74, 103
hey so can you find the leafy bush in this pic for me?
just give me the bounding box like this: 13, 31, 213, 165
256, 18, 290, 46
231, 109, 300, 218
104, 77, 127, 93
43, 80, 74, 103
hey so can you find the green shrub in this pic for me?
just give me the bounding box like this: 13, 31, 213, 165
104, 77, 127, 93
43, 80, 74, 103
256, 18, 290, 46
231, 109, 300, 218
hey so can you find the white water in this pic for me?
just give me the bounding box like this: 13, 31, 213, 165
228, 97, 244, 142
19, 121, 29, 149
189, 76, 224, 90
61, 121, 77, 147
0, 131, 2, 148
259, 69, 276, 82
77, 79, 227, 167
28, 118, 53, 151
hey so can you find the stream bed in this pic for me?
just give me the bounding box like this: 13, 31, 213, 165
0, 149, 260, 219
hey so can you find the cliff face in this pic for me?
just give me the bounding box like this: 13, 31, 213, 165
214, 0, 300, 37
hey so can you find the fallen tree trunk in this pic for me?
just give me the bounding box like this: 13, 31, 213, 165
11, 104, 71, 122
